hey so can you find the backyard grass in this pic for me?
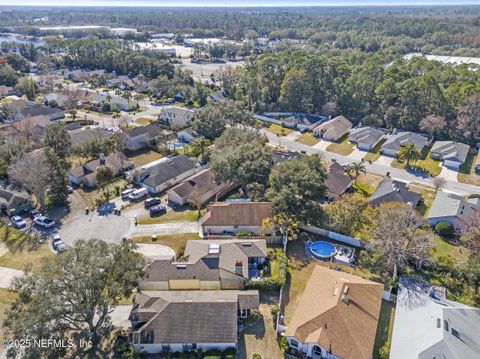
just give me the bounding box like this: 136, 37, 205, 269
135, 117, 152, 126
408, 184, 436, 217
296, 132, 319, 146
0, 288, 17, 343
265, 124, 294, 136
431, 236, 470, 264
391, 148, 442, 177
457, 151, 480, 186
326, 136, 355, 156
132, 233, 200, 253
137, 207, 202, 225
126, 149, 163, 167
364, 139, 387, 162
373, 300, 396, 359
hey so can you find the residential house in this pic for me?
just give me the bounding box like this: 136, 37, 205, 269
68, 152, 133, 187
122, 123, 166, 151
11, 115, 51, 146
390, 277, 480, 359
128, 290, 259, 353
107, 75, 134, 90
0, 185, 33, 216
0, 85, 15, 98
271, 149, 303, 166
381, 131, 429, 157
200, 202, 272, 238
370, 179, 421, 207
348, 126, 385, 151
7, 101, 65, 121
430, 141, 470, 170
208, 88, 229, 102
312, 115, 353, 142
133, 155, 198, 194
281, 113, 325, 131
140, 239, 267, 291
69, 128, 115, 149
44, 92, 69, 109
90, 93, 138, 112
325, 162, 352, 199
167, 168, 234, 206
158, 106, 195, 130
427, 191, 480, 229
285, 265, 383, 359
65, 69, 106, 83
176, 127, 198, 143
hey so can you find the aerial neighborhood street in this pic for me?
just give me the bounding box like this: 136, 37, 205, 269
0, 4, 480, 359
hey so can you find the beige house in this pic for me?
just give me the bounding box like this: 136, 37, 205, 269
158, 106, 195, 129
285, 266, 383, 359
139, 239, 267, 291
200, 202, 273, 238
312, 116, 353, 142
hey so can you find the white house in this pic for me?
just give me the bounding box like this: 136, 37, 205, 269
430, 141, 470, 170
427, 191, 480, 229
312, 116, 352, 142
122, 123, 166, 151
158, 106, 195, 129
133, 155, 198, 194
348, 126, 385, 151
176, 126, 199, 143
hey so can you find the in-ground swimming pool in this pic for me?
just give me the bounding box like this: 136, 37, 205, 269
309, 241, 337, 259
166, 140, 185, 150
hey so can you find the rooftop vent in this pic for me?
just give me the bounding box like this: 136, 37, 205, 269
341, 293, 350, 305
242, 242, 252, 247
208, 243, 220, 254
176, 264, 187, 269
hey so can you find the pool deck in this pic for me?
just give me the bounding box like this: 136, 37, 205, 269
305, 241, 355, 266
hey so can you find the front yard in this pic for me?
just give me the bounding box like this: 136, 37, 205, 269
126, 149, 164, 167
391, 149, 442, 177
408, 184, 436, 217
364, 139, 387, 162
137, 207, 202, 225
135, 118, 152, 126
326, 136, 355, 156
352, 173, 383, 196
296, 132, 319, 146
457, 151, 480, 186
132, 233, 200, 253
0, 288, 17, 344
265, 124, 294, 136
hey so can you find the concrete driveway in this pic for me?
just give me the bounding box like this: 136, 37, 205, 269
59, 211, 131, 246
376, 155, 395, 166
439, 166, 459, 182
0, 266, 24, 288
134, 243, 175, 259
312, 140, 331, 150
349, 148, 367, 161
284, 131, 302, 141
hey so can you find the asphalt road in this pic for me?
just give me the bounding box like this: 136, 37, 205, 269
263, 130, 480, 196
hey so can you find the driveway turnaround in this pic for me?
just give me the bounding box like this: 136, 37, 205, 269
0, 266, 24, 288
130, 222, 199, 237
60, 213, 131, 246
134, 243, 175, 259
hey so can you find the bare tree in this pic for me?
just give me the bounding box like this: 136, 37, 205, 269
420, 115, 446, 136
8, 152, 51, 209
432, 176, 446, 193
372, 203, 433, 280
462, 212, 480, 252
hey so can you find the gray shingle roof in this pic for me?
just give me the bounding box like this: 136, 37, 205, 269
430, 141, 470, 164
312, 115, 352, 139
136, 155, 196, 188
370, 179, 421, 207
325, 162, 352, 197
381, 132, 428, 153
427, 191, 480, 220
348, 126, 385, 147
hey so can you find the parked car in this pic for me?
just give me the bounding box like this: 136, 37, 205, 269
129, 188, 148, 201
121, 188, 135, 199
10, 215, 27, 228
475, 163, 480, 175
52, 234, 66, 252
67, 185, 74, 193
33, 215, 55, 229
150, 205, 167, 217
144, 197, 161, 208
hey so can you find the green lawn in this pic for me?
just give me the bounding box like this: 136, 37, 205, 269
326, 136, 355, 156
391, 148, 442, 177
296, 132, 319, 146
0, 242, 53, 271
137, 208, 202, 225
135, 118, 152, 126
126, 149, 163, 167
132, 233, 200, 253
408, 184, 436, 217
457, 150, 480, 186
431, 236, 470, 264
265, 124, 293, 136
352, 173, 383, 196
373, 300, 396, 359
0, 288, 17, 341
77, 178, 127, 207
364, 139, 387, 162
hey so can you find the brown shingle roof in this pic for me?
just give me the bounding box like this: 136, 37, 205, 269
313, 115, 352, 139
286, 266, 383, 359
325, 162, 352, 197
201, 202, 272, 227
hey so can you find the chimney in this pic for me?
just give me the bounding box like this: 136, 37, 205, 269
99, 153, 106, 166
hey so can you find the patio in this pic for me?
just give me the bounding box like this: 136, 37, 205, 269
304, 240, 356, 266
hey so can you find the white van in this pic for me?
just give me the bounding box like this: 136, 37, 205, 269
121, 188, 135, 199
128, 188, 148, 201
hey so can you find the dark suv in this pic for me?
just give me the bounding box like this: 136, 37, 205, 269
144, 197, 162, 208
150, 205, 167, 217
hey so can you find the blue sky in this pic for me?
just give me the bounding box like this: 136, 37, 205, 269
2, 0, 480, 6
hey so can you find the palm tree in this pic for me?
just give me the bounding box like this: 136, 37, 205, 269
187, 137, 211, 159
347, 161, 367, 183
398, 143, 421, 167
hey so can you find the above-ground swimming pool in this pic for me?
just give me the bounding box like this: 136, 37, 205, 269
309, 240, 337, 259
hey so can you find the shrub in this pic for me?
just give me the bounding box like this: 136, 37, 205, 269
435, 222, 454, 237
222, 347, 236, 359
252, 353, 262, 359
204, 349, 222, 359
280, 336, 289, 352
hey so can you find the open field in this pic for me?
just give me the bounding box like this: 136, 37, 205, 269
126, 149, 163, 167
458, 151, 480, 186
295, 132, 318, 146
326, 136, 355, 156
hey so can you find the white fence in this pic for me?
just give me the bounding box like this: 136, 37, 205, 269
300, 224, 374, 249
252, 114, 283, 126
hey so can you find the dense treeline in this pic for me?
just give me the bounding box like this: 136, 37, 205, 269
228, 51, 480, 142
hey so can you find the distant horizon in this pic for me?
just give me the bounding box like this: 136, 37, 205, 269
2, 0, 480, 7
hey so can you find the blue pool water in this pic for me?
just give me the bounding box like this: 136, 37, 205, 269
166, 140, 185, 150
310, 241, 336, 259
